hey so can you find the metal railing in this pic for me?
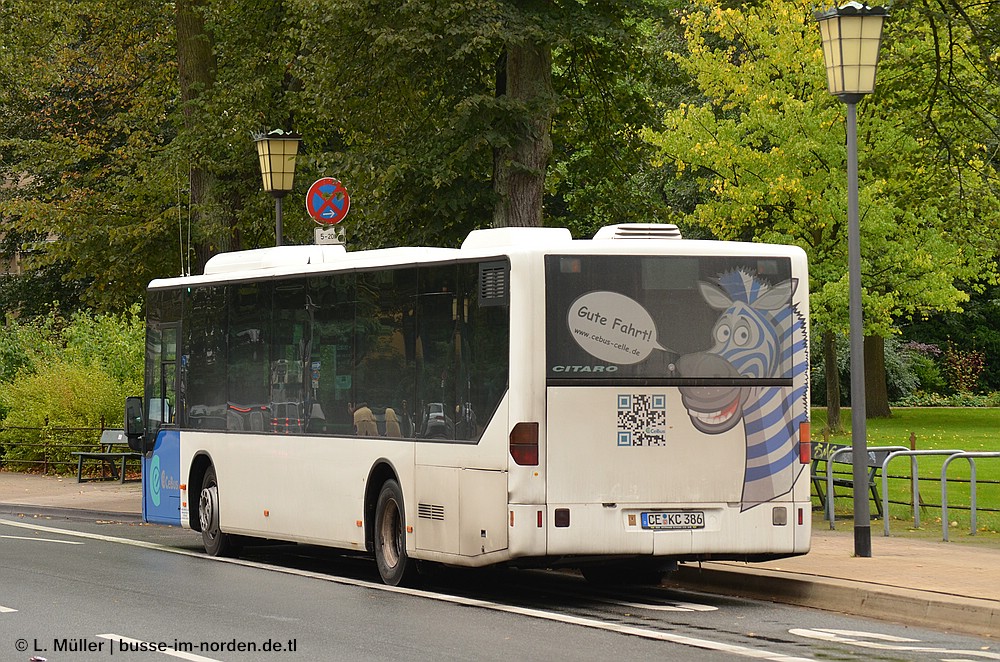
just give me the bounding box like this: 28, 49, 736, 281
879, 449, 965, 537
0, 424, 108, 474
941, 452, 1000, 541
824, 445, 908, 527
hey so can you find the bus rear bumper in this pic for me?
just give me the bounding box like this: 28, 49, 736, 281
538, 502, 811, 558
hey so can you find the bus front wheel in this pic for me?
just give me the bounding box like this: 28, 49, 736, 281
200, 465, 240, 557
373, 479, 416, 586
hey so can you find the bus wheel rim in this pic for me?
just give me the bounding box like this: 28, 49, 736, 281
380, 499, 401, 568
200, 486, 217, 535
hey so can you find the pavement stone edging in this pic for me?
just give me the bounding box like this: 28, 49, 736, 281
668, 564, 1000, 639
0, 502, 142, 522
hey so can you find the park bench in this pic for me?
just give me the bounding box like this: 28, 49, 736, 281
71, 428, 141, 484
811, 441, 894, 519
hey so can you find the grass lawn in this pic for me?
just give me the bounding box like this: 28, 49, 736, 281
810, 407, 1000, 540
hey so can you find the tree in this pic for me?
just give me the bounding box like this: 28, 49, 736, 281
288, 0, 676, 247
0, 0, 181, 311
3, 0, 685, 311
643, 0, 1000, 420
176, 0, 222, 266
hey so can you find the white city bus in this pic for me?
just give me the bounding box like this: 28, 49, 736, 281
125, 223, 811, 585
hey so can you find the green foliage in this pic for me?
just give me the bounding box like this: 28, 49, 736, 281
941, 341, 987, 395
0, 313, 62, 387
288, 0, 678, 246
61, 305, 146, 388
809, 336, 920, 407
0, 307, 144, 468
0, 362, 123, 471
901, 343, 947, 395
0, 0, 181, 313
642, 0, 1000, 340
0, 360, 125, 429
895, 391, 1000, 408
810, 335, 975, 406
901, 285, 1000, 392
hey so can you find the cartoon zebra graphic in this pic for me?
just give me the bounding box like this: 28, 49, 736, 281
676, 270, 809, 510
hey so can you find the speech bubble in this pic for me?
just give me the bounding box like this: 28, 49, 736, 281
567, 291, 668, 365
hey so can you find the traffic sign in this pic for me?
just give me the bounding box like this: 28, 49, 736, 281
306, 178, 350, 225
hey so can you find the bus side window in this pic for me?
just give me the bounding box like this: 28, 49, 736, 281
149, 398, 172, 426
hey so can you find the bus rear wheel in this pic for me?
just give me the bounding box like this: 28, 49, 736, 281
200, 465, 240, 557
373, 479, 416, 586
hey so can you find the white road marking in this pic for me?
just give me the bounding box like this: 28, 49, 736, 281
562, 592, 718, 612
596, 597, 717, 612
521, 581, 719, 612
0, 605, 17, 613
97, 634, 221, 662
791, 628, 1000, 659
1, 534, 84, 545
0, 518, 807, 661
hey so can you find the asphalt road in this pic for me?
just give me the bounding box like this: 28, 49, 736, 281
2, 515, 997, 662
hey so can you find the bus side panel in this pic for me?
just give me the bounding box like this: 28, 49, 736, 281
459, 468, 508, 556
143, 428, 182, 526
414, 465, 460, 554
414, 397, 510, 557
181, 432, 413, 550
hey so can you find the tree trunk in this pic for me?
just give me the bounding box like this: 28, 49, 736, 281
865, 334, 891, 418
492, 42, 554, 228
823, 331, 843, 434
177, 0, 230, 271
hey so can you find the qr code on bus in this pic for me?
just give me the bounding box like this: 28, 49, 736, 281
617, 394, 666, 447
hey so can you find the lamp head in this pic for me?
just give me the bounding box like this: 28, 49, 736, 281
254, 129, 302, 197
815, 2, 888, 103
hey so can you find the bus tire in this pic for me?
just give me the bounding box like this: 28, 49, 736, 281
200, 465, 240, 558
373, 479, 416, 586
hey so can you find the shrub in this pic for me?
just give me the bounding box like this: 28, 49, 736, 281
894, 390, 1000, 407
900, 341, 947, 394
0, 306, 143, 472
940, 341, 986, 394
811, 334, 933, 406
0, 359, 126, 470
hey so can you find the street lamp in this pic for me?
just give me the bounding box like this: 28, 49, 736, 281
816, 1, 887, 558
254, 129, 302, 246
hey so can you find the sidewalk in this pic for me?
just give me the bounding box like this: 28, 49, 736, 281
0, 469, 141, 520
669, 528, 1000, 638
1, 469, 997, 638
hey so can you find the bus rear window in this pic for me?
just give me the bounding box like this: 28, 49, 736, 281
545, 255, 798, 384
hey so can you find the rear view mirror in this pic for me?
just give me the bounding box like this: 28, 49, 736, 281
124, 396, 147, 452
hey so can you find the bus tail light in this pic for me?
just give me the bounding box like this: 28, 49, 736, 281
510, 422, 539, 466
798, 422, 811, 464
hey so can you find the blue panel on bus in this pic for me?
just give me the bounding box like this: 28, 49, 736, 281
143, 429, 182, 526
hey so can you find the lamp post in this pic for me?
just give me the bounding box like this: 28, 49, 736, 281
254, 129, 302, 246
816, 1, 887, 558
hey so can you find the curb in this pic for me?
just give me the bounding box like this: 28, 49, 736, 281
0, 503, 143, 524
667, 563, 1000, 639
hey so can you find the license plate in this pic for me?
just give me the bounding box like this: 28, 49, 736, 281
641, 511, 705, 530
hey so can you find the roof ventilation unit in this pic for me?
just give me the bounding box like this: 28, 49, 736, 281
593, 223, 682, 240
